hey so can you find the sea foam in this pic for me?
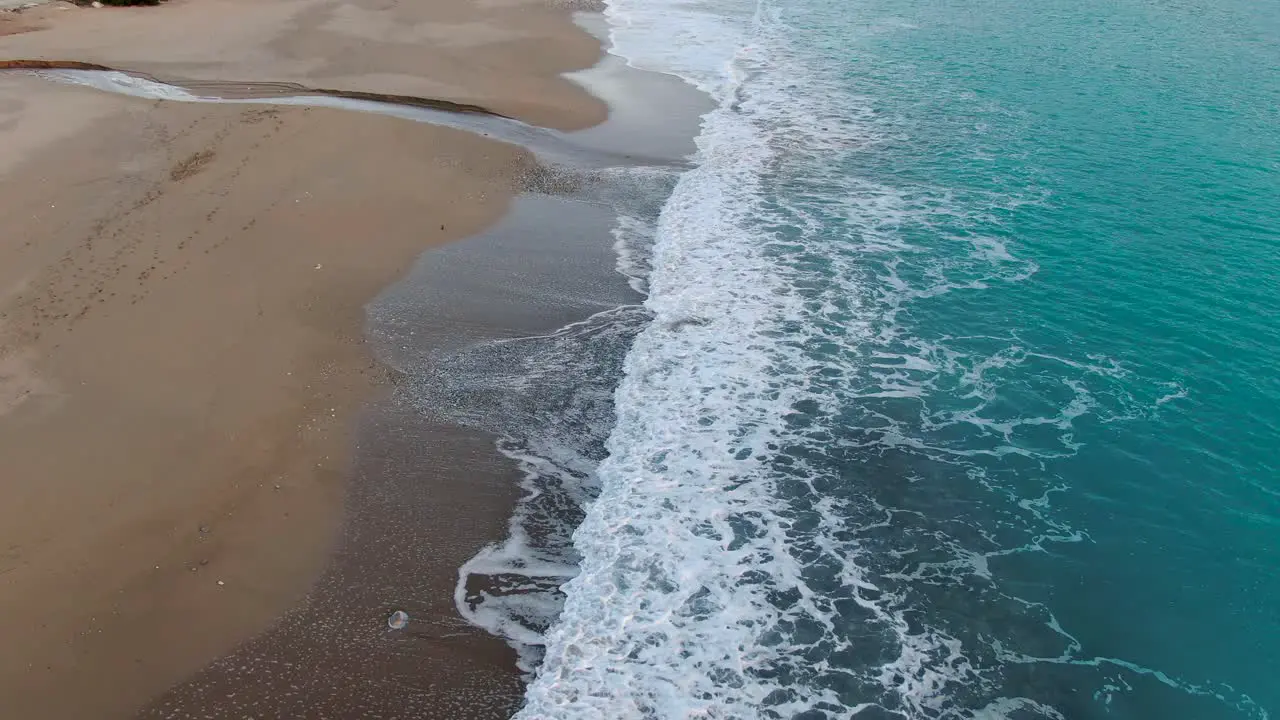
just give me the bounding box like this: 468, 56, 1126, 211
516, 0, 843, 716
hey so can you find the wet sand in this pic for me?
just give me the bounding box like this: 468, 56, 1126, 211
141, 411, 531, 719
0, 0, 604, 717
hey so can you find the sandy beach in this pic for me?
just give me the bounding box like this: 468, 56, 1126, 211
0, 0, 604, 717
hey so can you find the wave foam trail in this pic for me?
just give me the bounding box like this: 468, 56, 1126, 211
519, 1, 844, 716
407, 301, 650, 673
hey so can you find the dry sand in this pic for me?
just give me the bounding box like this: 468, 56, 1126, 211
0, 0, 605, 129
0, 0, 604, 717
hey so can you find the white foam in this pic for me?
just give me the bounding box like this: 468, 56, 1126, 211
434, 301, 655, 676
518, 1, 845, 716
601, 0, 760, 101
456, 436, 606, 674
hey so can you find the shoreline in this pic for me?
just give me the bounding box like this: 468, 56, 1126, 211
135, 18, 707, 717
0, 0, 611, 717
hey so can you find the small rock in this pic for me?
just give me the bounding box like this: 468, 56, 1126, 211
198, 525, 210, 534
199, 559, 209, 566
216, 580, 225, 586
92, 1, 103, 7
387, 610, 409, 630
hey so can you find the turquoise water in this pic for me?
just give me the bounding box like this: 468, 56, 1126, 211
512, 0, 1280, 716
771, 0, 1280, 713
803, 0, 1280, 714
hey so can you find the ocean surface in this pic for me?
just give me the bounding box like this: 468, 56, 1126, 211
458, 0, 1280, 717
